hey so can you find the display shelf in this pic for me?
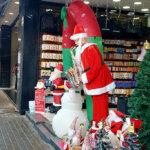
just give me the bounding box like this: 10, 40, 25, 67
38, 34, 63, 86
103, 39, 141, 106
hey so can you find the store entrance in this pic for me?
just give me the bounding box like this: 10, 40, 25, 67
3, 19, 20, 105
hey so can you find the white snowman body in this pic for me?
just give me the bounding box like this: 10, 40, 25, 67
52, 89, 89, 138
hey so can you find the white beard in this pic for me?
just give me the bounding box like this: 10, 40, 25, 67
75, 46, 81, 67
49, 71, 61, 81
106, 115, 122, 126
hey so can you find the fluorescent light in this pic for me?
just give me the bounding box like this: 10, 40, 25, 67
14, 1, 19, 4
134, 2, 142, 5
113, 0, 121, 2
145, 14, 150, 16
46, 9, 53, 12
133, 17, 140, 20
123, 6, 130, 9
18, 38, 21, 41
109, 11, 115, 14
110, 10, 117, 12
127, 12, 135, 16
84, 1, 90, 4
4, 21, 8, 23
141, 8, 149, 12
101, 14, 106, 16
9, 12, 14, 15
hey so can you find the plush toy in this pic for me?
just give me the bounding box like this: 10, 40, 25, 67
89, 120, 99, 138
105, 110, 126, 135
49, 64, 65, 114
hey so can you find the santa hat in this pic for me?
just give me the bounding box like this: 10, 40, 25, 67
55, 64, 63, 72
70, 25, 88, 40
109, 110, 126, 119
38, 79, 45, 84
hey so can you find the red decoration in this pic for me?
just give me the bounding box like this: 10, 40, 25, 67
35, 89, 45, 112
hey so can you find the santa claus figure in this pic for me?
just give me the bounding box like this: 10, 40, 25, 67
35, 79, 45, 90
105, 110, 126, 135
89, 120, 99, 136
70, 25, 116, 123
49, 64, 65, 114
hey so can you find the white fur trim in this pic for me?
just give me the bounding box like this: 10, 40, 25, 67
126, 118, 131, 126
81, 43, 97, 54
55, 68, 63, 73
53, 102, 61, 106
82, 73, 88, 84
52, 92, 63, 96
109, 110, 123, 122
83, 82, 116, 95
70, 33, 88, 40
91, 127, 99, 130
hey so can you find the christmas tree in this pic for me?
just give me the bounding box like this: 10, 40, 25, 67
128, 41, 150, 149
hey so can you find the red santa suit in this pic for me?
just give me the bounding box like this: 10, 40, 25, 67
49, 64, 65, 107
105, 110, 126, 135
70, 25, 116, 122
52, 78, 65, 106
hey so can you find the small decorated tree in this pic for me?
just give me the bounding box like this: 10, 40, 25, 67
128, 41, 150, 149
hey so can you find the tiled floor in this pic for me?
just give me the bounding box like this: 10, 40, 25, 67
0, 90, 55, 150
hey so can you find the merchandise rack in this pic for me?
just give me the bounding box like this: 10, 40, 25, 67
38, 34, 63, 80
103, 39, 143, 106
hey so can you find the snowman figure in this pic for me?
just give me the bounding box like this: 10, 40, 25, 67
52, 81, 89, 138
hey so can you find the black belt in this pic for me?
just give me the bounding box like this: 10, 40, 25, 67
83, 61, 105, 73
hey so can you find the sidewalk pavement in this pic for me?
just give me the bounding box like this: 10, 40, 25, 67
0, 90, 55, 150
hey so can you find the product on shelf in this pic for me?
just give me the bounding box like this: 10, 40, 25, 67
39, 34, 63, 78
103, 39, 141, 106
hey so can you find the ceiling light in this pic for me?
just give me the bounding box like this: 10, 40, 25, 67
113, 0, 121, 2
4, 21, 8, 23
18, 38, 21, 41
145, 14, 150, 16
127, 12, 135, 16
46, 9, 53, 12
110, 10, 117, 12
134, 2, 142, 5
141, 8, 149, 12
100, 14, 106, 17
9, 12, 14, 15
109, 11, 115, 14
123, 6, 130, 9
133, 17, 140, 20
84, 1, 90, 4
14, 1, 19, 4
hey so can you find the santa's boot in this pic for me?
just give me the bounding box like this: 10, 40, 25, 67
49, 94, 62, 114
